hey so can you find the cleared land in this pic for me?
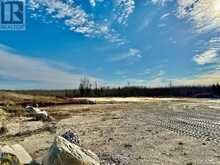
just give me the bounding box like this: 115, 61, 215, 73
0, 94, 220, 164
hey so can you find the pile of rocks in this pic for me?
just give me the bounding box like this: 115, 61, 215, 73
0, 130, 100, 165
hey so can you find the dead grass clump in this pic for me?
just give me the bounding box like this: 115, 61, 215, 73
68, 99, 95, 105
20, 99, 95, 108
47, 108, 96, 121
0, 126, 7, 135
48, 111, 71, 121
0, 121, 7, 136
3, 105, 24, 117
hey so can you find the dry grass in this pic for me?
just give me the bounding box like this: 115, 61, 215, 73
0, 120, 7, 136
0, 91, 64, 107
46, 108, 91, 120
0, 126, 7, 136
0, 92, 95, 118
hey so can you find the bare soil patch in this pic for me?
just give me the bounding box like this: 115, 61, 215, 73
1, 97, 220, 164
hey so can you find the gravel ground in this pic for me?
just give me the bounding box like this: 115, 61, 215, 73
1, 98, 220, 165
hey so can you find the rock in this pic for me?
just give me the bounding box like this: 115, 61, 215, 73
186, 162, 193, 165
124, 144, 132, 148
0, 144, 32, 165
61, 129, 80, 146
100, 153, 129, 165
25, 106, 49, 121
42, 136, 100, 165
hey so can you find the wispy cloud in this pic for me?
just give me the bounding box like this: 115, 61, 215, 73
150, 0, 172, 6
89, 0, 96, 7
160, 12, 170, 20
193, 36, 220, 65
176, 0, 220, 34
137, 68, 151, 76
29, 0, 98, 35
28, 0, 136, 44
109, 68, 220, 87
89, 0, 105, 7
193, 49, 218, 65
142, 69, 220, 87
152, 0, 220, 34
115, 0, 135, 25
0, 45, 97, 89
111, 48, 142, 62
108, 69, 167, 87
171, 68, 220, 86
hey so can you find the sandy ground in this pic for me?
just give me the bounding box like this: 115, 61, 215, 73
1, 98, 220, 165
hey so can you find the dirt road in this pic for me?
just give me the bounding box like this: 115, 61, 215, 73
1, 98, 220, 164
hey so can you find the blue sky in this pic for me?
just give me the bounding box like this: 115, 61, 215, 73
0, 0, 220, 89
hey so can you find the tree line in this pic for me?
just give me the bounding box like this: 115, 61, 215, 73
8, 78, 220, 98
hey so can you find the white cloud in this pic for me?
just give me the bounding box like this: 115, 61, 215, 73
160, 13, 170, 20
109, 68, 220, 87
28, 0, 137, 44
209, 37, 220, 50
143, 69, 220, 87
144, 70, 166, 87
29, 0, 96, 33
109, 70, 167, 87
152, 0, 220, 34
176, 0, 220, 33
129, 48, 142, 57
115, 0, 135, 25
111, 48, 142, 62
28, 0, 124, 44
89, 0, 105, 7
137, 68, 151, 76
151, 0, 173, 5
193, 36, 220, 65
0, 45, 97, 89
171, 68, 220, 86
193, 49, 219, 65
89, 0, 96, 7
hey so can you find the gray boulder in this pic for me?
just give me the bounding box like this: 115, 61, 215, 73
42, 136, 100, 165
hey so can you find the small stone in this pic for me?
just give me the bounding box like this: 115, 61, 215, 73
186, 163, 193, 165
138, 156, 142, 159
178, 142, 183, 145
108, 138, 113, 142
124, 144, 132, 148
61, 129, 80, 146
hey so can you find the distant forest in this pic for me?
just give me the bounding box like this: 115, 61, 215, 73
5, 78, 220, 98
